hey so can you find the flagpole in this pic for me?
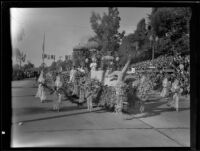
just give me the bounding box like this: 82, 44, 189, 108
42, 32, 45, 69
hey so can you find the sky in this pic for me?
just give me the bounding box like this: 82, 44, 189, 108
11, 7, 152, 67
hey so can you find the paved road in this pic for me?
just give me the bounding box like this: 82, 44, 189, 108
11, 79, 190, 147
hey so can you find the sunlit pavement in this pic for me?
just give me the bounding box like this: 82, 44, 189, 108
11, 79, 190, 147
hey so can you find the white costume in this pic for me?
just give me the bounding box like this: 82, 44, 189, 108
53, 75, 64, 111
35, 71, 47, 102
55, 75, 63, 89
90, 62, 97, 81
160, 78, 171, 97
69, 69, 77, 83
168, 79, 181, 112
55, 75, 63, 103
90, 62, 97, 71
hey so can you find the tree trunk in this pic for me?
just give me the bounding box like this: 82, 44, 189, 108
117, 58, 131, 83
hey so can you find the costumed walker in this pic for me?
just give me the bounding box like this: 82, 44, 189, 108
35, 70, 47, 102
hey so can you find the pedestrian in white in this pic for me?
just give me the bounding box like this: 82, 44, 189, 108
53, 73, 63, 112
35, 70, 47, 103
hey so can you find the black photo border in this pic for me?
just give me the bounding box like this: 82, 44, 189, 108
1, 1, 200, 151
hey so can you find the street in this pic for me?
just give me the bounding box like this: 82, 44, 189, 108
11, 78, 190, 147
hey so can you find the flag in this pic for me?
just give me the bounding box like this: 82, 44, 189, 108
42, 54, 47, 59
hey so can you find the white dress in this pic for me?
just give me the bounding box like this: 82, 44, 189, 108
55, 75, 63, 103
168, 79, 180, 111
160, 78, 171, 97
70, 69, 77, 83
35, 72, 47, 101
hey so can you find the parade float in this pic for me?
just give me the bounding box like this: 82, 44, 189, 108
44, 36, 190, 113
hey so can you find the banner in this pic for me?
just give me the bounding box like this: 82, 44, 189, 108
42, 54, 47, 59
43, 53, 55, 60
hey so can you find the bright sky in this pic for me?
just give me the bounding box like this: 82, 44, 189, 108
11, 7, 152, 67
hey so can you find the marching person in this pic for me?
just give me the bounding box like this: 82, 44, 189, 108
160, 75, 171, 98
35, 70, 47, 103
69, 66, 79, 96
53, 72, 63, 112
167, 79, 183, 112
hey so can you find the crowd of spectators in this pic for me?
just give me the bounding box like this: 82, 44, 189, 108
12, 69, 39, 81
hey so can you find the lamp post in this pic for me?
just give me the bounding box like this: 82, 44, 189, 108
149, 34, 158, 67
149, 35, 153, 61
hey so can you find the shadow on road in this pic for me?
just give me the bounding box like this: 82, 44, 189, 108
13, 107, 52, 116
14, 108, 104, 124
126, 98, 190, 119
13, 103, 88, 116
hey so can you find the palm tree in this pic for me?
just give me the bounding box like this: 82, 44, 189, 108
15, 48, 26, 70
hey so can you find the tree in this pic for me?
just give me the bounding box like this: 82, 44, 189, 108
118, 18, 150, 66
72, 45, 91, 68
148, 7, 191, 55
119, 34, 139, 65
15, 48, 26, 69
90, 7, 125, 56
23, 60, 34, 71
149, 8, 174, 37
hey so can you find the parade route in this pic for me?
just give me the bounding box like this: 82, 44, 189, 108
11, 79, 190, 147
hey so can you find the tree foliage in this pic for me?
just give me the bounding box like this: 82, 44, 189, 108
72, 47, 90, 68
15, 48, 26, 69
118, 18, 150, 66
90, 7, 125, 56
23, 60, 34, 71
149, 7, 191, 55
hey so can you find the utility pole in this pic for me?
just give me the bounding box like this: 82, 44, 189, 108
42, 32, 45, 69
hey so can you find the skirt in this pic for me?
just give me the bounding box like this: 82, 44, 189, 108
160, 87, 169, 97
35, 84, 47, 101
